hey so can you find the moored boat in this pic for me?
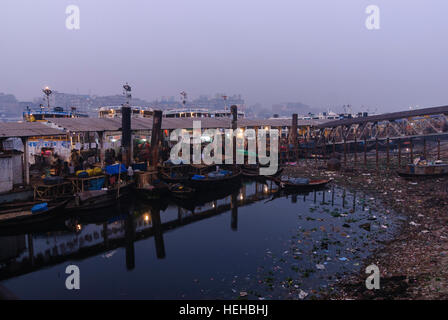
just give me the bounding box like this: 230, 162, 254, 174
186, 165, 242, 190
0, 200, 69, 229
273, 176, 332, 190
168, 183, 195, 199
397, 159, 448, 177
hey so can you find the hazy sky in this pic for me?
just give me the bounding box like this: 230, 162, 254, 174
1, 0, 447, 112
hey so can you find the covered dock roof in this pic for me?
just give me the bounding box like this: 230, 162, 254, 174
0, 122, 66, 138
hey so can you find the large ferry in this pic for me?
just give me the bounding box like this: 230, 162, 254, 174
163, 108, 245, 118
99, 105, 155, 118
23, 87, 88, 122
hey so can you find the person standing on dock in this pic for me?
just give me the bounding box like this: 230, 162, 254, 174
127, 165, 134, 182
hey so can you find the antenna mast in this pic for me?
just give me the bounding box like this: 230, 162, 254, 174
42, 86, 52, 110
123, 83, 132, 107
180, 91, 187, 107
222, 95, 228, 112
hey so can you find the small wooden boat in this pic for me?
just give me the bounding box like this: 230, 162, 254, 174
159, 165, 192, 183
187, 165, 242, 190
168, 183, 195, 199
273, 176, 332, 190
397, 161, 448, 178
136, 181, 169, 200
0, 200, 69, 229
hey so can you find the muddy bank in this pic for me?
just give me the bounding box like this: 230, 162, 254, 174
282, 161, 448, 299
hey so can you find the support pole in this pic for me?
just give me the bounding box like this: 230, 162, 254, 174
438, 138, 441, 160
423, 138, 427, 159
343, 138, 347, 167
231, 105, 238, 167
21, 137, 30, 186
98, 132, 105, 166
121, 106, 132, 167
410, 138, 414, 162
150, 110, 163, 168
375, 138, 379, 170
289, 114, 298, 162
386, 137, 390, 169
398, 139, 402, 168
364, 138, 367, 166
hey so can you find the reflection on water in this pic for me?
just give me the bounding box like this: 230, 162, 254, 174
0, 180, 401, 299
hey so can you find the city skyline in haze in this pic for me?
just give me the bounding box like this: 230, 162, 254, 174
1, 0, 447, 113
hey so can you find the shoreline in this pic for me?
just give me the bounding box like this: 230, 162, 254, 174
283, 161, 448, 299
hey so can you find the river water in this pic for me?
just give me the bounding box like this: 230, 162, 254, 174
0, 180, 402, 299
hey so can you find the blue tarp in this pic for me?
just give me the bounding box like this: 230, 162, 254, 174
32, 203, 48, 214
89, 177, 105, 190
105, 164, 127, 175
192, 174, 205, 180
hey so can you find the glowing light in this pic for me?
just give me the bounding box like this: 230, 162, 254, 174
144, 214, 150, 222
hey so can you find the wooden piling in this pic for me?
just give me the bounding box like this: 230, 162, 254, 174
438, 139, 441, 160
386, 137, 390, 169
343, 139, 347, 166
423, 138, 427, 159
398, 139, 402, 167
290, 114, 298, 162
364, 138, 367, 166
410, 138, 414, 161
375, 138, 379, 170
150, 110, 163, 167
231, 105, 238, 167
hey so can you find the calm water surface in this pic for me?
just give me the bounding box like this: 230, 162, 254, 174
0, 180, 402, 299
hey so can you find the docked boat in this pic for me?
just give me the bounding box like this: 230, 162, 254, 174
65, 186, 130, 213
273, 176, 332, 190
136, 180, 169, 200
186, 165, 242, 190
397, 158, 448, 177
168, 183, 195, 199
0, 200, 69, 229
159, 164, 192, 184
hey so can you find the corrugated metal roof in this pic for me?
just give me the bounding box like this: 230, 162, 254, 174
0, 122, 65, 138
317, 105, 448, 129
47, 118, 122, 132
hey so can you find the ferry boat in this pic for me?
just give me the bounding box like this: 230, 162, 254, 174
23, 87, 88, 122
163, 108, 245, 119
163, 108, 210, 118
99, 105, 154, 118
23, 106, 88, 122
